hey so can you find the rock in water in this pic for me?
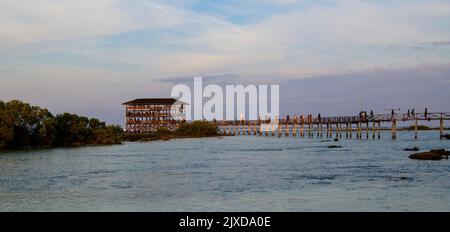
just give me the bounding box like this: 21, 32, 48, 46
404, 147, 419, 151
409, 149, 450, 160
327, 145, 342, 148
442, 134, 450, 139
334, 138, 339, 142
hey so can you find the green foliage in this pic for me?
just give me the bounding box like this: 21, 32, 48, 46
123, 121, 219, 141
0, 100, 123, 149
0, 100, 53, 147
406, 125, 430, 130
175, 120, 218, 137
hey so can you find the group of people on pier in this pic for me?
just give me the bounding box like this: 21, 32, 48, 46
358, 110, 374, 121
221, 107, 434, 125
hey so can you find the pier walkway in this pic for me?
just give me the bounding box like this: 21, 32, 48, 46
215, 112, 450, 139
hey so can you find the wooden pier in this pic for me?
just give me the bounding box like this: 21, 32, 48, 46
215, 112, 450, 140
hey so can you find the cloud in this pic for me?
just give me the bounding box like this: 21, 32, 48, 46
159, 74, 241, 84
0, 0, 186, 48
2, 0, 450, 77
279, 63, 450, 116
1, 0, 450, 124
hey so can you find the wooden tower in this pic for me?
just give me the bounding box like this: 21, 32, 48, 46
122, 98, 186, 133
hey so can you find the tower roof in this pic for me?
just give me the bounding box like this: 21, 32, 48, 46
122, 98, 186, 105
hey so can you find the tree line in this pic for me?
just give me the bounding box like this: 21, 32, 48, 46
0, 100, 123, 149
125, 120, 219, 141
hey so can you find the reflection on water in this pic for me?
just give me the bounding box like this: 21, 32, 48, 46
0, 131, 449, 211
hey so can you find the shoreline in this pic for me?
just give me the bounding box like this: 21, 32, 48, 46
1, 129, 447, 151
124, 133, 228, 142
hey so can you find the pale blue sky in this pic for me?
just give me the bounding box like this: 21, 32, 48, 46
1, 0, 449, 125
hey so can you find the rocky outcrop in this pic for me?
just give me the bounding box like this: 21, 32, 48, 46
408, 149, 450, 160
404, 147, 419, 151
327, 145, 342, 148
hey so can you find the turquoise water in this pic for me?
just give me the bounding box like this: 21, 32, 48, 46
0, 130, 449, 211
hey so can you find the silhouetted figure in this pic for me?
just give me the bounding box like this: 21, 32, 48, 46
407, 109, 410, 118
370, 110, 374, 120
318, 113, 321, 122
425, 108, 428, 119
411, 109, 415, 118
391, 109, 395, 116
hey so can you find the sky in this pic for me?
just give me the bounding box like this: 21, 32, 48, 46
0, 0, 450, 125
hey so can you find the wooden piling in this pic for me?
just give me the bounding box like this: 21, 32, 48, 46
278, 123, 282, 138
316, 122, 320, 137
300, 122, 304, 137
391, 119, 396, 139
372, 121, 375, 139
308, 122, 311, 137
394, 120, 397, 139
346, 123, 349, 138
349, 123, 352, 138
293, 119, 297, 137
414, 118, 418, 140
377, 122, 381, 139
320, 123, 323, 137
356, 122, 360, 139
327, 123, 330, 138
336, 123, 339, 138
366, 121, 369, 139
286, 122, 289, 137
335, 123, 338, 138
331, 123, 334, 138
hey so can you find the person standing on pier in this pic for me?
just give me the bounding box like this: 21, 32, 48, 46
411, 109, 415, 118
407, 109, 410, 118
370, 110, 374, 120
318, 113, 321, 123
425, 108, 428, 120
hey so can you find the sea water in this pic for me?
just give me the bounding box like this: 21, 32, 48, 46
0, 130, 449, 211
